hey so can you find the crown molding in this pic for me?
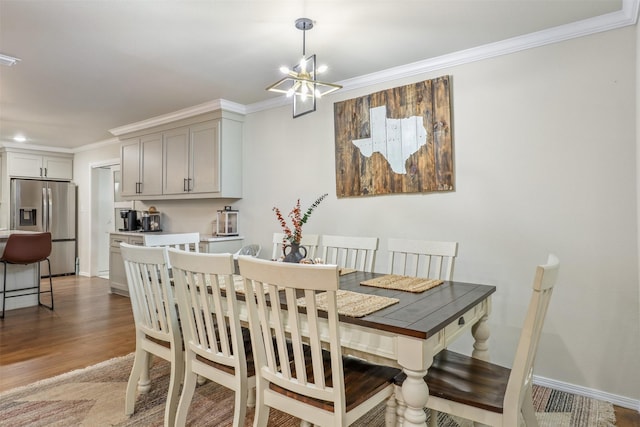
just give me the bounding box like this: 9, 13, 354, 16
0, 141, 74, 154
248, 0, 639, 113
109, 99, 247, 137
72, 137, 120, 153
92, 0, 640, 132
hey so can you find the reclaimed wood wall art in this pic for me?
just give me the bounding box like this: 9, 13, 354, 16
333, 76, 454, 198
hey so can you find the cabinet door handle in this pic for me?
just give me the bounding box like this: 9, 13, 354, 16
40, 167, 43, 177
44, 167, 47, 177
188, 178, 193, 192
183, 178, 188, 192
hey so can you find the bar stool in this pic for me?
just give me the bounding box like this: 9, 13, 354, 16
0, 232, 54, 318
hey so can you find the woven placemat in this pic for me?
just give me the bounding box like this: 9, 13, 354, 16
360, 274, 443, 293
297, 289, 399, 318
339, 268, 357, 276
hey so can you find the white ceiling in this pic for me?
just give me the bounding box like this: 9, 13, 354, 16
0, 0, 633, 150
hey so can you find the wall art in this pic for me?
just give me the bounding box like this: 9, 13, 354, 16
333, 76, 454, 197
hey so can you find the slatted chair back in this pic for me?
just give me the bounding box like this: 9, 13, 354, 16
168, 249, 253, 426
320, 234, 378, 273
387, 238, 458, 280
143, 232, 200, 253
234, 243, 262, 260
120, 243, 183, 427
238, 257, 399, 426
405, 254, 560, 427
271, 232, 320, 260
239, 257, 349, 424
504, 254, 560, 417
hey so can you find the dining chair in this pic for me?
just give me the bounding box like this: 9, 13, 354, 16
168, 248, 256, 427
238, 256, 400, 427
271, 232, 320, 260
234, 243, 261, 259
143, 232, 200, 252
0, 232, 53, 318
394, 254, 560, 427
387, 238, 458, 280
320, 234, 378, 273
120, 243, 183, 427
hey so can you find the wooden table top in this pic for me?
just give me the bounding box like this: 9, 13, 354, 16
335, 271, 496, 340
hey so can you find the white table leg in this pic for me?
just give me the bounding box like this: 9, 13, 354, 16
400, 368, 429, 427
396, 335, 437, 427
472, 313, 490, 361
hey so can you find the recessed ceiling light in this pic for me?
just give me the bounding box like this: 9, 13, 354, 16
0, 53, 21, 67
13, 135, 26, 142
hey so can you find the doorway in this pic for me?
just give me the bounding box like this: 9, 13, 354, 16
90, 160, 131, 278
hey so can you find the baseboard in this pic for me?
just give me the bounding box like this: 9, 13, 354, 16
534, 375, 640, 411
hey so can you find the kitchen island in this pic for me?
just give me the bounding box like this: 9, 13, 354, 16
109, 231, 243, 296
0, 230, 45, 312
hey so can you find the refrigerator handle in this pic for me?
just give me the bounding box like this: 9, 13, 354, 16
47, 188, 53, 232
42, 187, 48, 231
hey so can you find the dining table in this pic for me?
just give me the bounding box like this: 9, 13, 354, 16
234, 269, 496, 427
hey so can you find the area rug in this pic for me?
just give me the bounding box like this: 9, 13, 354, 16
0, 353, 616, 426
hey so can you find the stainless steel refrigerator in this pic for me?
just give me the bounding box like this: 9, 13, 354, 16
10, 179, 77, 276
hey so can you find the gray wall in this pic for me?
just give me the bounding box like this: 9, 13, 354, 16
74, 25, 639, 404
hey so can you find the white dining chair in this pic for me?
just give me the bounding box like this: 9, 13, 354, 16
238, 257, 400, 427
271, 232, 320, 260
121, 243, 183, 427
387, 238, 458, 280
168, 248, 256, 427
143, 232, 200, 252
393, 254, 560, 427
234, 243, 261, 260
320, 234, 378, 272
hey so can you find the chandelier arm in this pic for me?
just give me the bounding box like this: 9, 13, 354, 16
267, 17, 341, 117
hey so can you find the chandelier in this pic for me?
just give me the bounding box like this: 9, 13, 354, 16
266, 18, 342, 117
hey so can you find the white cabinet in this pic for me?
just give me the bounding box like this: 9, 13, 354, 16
199, 236, 244, 254
120, 133, 163, 197
163, 126, 190, 194
108, 233, 144, 295
163, 121, 220, 195
118, 112, 242, 200
7, 151, 73, 180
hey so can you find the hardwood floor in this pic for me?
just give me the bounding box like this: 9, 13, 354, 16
0, 275, 638, 426
0, 275, 135, 392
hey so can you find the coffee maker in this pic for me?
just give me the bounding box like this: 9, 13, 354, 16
119, 209, 138, 231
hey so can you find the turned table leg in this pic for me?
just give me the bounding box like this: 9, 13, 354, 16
472, 313, 491, 361
400, 368, 429, 427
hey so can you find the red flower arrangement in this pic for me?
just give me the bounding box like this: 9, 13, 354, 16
273, 193, 328, 245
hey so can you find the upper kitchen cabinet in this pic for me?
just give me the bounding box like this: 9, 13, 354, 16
164, 119, 241, 196
120, 133, 163, 197
5, 150, 73, 180
114, 107, 243, 200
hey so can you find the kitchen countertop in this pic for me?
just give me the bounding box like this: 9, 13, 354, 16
110, 231, 243, 243
199, 235, 243, 243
